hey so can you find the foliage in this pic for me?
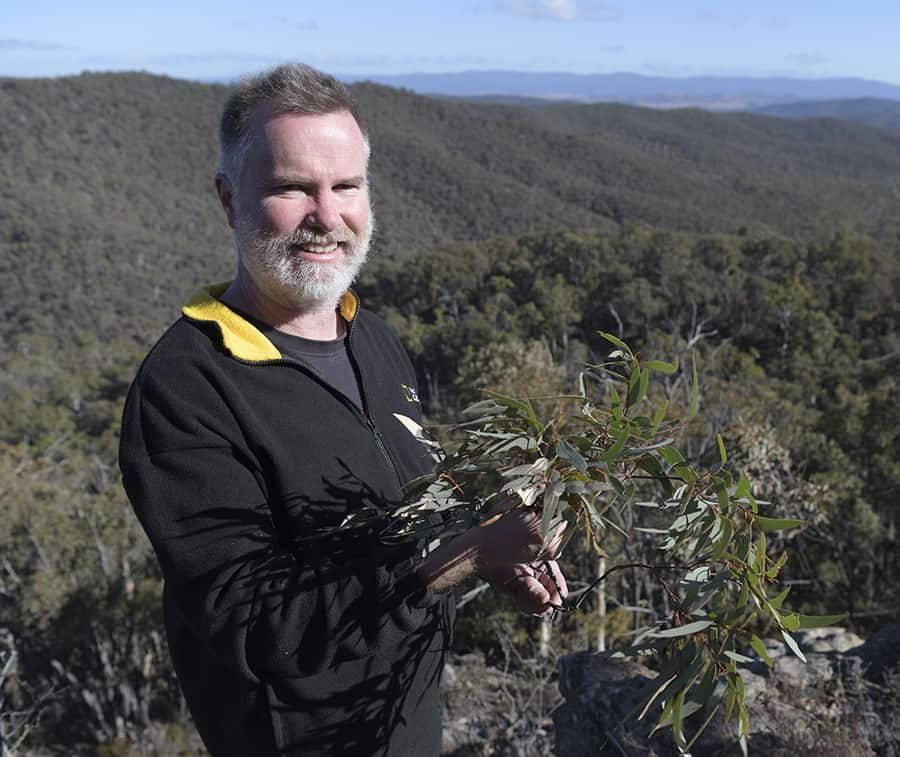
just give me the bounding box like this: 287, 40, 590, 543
0, 347, 185, 749
1, 71, 898, 751
360, 225, 900, 630
389, 335, 843, 750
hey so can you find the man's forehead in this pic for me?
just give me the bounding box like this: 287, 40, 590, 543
248, 102, 361, 142
242, 105, 364, 170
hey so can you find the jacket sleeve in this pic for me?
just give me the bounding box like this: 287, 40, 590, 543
119, 367, 439, 684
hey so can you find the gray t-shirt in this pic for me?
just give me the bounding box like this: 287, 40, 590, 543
238, 310, 364, 412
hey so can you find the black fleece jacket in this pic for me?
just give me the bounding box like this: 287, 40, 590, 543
119, 284, 454, 756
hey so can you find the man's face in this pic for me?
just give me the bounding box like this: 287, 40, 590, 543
226, 106, 372, 310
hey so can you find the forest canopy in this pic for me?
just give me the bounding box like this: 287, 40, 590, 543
0, 72, 898, 752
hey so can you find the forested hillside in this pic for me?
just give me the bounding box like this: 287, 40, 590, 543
757, 97, 900, 131
1, 72, 898, 753
2, 72, 900, 353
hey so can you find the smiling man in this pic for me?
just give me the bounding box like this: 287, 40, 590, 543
119, 63, 567, 757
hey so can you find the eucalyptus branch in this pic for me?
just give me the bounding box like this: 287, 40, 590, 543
390, 332, 842, 754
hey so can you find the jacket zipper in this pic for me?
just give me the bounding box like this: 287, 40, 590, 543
344, 303, 406, 493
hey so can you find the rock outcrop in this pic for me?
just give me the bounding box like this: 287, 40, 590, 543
554, 623, 900, 756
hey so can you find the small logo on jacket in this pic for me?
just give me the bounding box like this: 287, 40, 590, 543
401, 384, 420, 403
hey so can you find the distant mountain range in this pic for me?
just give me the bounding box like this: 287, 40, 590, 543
338, 70, 900, 111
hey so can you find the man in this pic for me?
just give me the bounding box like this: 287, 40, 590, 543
119, 63, 567, 756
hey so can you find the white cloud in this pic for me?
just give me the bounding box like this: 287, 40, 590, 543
498, 0, 620, 22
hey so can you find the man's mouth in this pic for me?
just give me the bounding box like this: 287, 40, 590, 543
295, 241, 340, 254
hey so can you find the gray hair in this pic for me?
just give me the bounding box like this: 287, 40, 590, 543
218, 63, 369, 183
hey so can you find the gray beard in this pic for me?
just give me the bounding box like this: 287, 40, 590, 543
235, 211, 374, 311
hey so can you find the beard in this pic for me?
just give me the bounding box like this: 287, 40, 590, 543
235, 209, 374, 311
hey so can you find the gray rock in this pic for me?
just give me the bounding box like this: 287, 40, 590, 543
554, 624, 900, 756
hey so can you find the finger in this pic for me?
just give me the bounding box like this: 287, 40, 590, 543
539, 522, 568, 559
497, 563, 534, 589
545, 560, 568, 600
534, 564, 563, 607
510, 575, 553, 615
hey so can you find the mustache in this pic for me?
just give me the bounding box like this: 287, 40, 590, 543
262, 226, 356, 247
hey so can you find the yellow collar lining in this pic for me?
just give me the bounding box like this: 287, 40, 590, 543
182, 282, 359, 362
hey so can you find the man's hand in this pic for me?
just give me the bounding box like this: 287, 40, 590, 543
416, 507, 567, 595
482, 560, 568, 616
473, 507, 566, 566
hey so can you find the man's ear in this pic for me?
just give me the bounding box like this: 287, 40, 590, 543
215, 173, 238, 229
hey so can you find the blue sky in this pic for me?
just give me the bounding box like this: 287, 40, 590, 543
2, 0, 897, 84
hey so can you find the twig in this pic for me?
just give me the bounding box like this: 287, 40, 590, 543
562, 561, 704, 612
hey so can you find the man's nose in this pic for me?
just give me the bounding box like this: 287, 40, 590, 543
305, 191, 341, 232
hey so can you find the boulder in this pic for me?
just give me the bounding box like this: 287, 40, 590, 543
554, 623, 900, 756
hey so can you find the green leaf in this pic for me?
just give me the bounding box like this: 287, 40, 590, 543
735, 470, 751, 499
716, 433, 727, 464
650, 619, 714, 638
637, 672, 677, 721
602, 424, 629, 461
484, 391, 541, 431
637, 366, 649, 403
724, 650, 754, 664
608, 383, 623, 416
503, 458, 550, 477
660, 447, 685, 465
638, 455, 663, 476
716, 484, 729, 512
769, 585, 791, 610
725, 673, 737, 720
750, 634, 773, 667
599, 331, 632, 356
755, 529, 767, 574
651, 401, 668, 435
687, 570, 730, 614
767, 551, 789, 579
461, 399, 504, 416
755, 516, 804, 532
608, 475, 625, 497
796, 613, 847, 629
781, 613, 801, 632
542, 480, 565, 522
781, 630, 807, 662
690, 663, 718, 708
556, 439, 587, 474
650, 695, 676, 737
627, 364, 641, 406
672, 689, 686, 748
622, 437, 675, 455
644, 359, 677, 374
711, 517, 733, 560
